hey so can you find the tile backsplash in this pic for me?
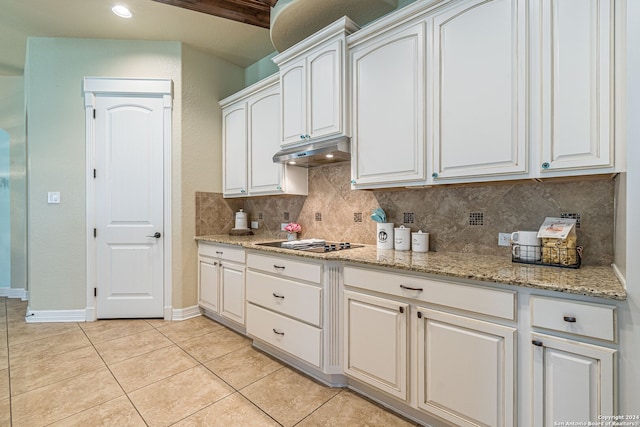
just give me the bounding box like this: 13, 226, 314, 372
196, 163, 615, 266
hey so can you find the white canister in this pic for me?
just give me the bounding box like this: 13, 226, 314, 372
376, 223, 394, 250
411, 230, 429, 253
234, 209, 248, 229
394, 225, 411, 251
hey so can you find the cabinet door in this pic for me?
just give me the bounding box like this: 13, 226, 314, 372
539, 0, 613, 172
416, 308, 516, 427
280, 59, 307, 145
531, 333, 616, 426
220, 261, 245, 325
198, 258, 219, 312
431, 0, 527, 180
248, 85, 284, 195
222, 104, 247, 197
307, 39, 343, 139
351, 22, 426, 188
343, 290, 408, 400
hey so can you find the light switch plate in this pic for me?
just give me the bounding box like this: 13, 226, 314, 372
48, 192, 61, 204
498, 233, 511, 247
251, 221, 259, 229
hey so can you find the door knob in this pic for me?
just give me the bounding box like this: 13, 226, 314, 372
146, 232, 161, 238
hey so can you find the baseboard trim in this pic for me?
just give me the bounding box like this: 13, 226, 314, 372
172, 305, 201, 321
25, 307, 87, 323
0, 288, 29, 300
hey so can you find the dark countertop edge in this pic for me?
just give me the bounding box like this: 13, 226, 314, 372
195, 235, 627, 301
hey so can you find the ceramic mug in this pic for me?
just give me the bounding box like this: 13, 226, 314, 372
511, 231, 541, 261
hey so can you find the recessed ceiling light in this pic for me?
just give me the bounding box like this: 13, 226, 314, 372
112, 5, 133, 18
326, 154, 334, 158
289, 161, 297, 165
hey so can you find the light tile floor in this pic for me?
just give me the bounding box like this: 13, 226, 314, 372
0, 297, 420, 426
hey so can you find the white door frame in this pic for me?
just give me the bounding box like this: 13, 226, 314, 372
83, 77, 173, 321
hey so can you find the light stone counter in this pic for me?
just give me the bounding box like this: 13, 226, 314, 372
195, 235, 626, 301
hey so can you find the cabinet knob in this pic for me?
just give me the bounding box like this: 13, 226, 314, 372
417, 311, 422, 318
563, 316, 577, 323
532, 340, 543, 347
276, 185, 282, 190
541, 162, 550, 169
300, 135, 305, 139
399, 306, 404, 314
350, 179, 356, 185
240, 189, 246, 194
432, 172, 438, 179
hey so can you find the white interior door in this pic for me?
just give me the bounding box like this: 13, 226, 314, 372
94, 94, 165, 318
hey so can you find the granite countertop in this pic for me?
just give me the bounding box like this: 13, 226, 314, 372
195, 235, 627, 301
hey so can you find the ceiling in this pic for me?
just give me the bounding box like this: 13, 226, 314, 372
0, 0, 277, 76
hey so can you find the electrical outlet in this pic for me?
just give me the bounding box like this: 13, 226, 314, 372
251, 221, 259, 229
498, 233, 512, 247
281, 223, 289, 231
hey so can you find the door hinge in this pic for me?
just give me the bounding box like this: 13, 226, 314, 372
93, 169, 96, 178
93, 109, 96, 119
94, 287, 97, 297
93, 228, 97, 238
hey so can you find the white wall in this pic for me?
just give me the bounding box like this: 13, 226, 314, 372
25, 38, 182, 310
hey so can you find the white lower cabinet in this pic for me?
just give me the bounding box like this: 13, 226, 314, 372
197, 243, 246, 328
246, 253, 336, 376
343, 265, 517, 426
416, 308, 516, 427
531, 333, 616, 426
343, 290, 408, 400
529, 294, 617, 425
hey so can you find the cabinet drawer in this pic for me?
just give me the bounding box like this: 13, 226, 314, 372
247, 303, 322, 368
198, 243, 245, 263
530, 296, 616, 342
344, 266, 515, 321
247, 252, 322, 283
246, 270, 322, 326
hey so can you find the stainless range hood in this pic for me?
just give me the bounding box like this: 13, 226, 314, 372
272, 135, 350, 167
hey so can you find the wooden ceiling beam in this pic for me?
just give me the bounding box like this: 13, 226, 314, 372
152, 0, 273, 28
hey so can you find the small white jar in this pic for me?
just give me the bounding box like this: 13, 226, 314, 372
394, 226, 411, 251
411, 230, 429, 253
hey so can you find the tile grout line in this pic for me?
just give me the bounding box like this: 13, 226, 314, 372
78, 321, 151, 427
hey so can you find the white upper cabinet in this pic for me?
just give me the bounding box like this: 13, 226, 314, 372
349, 21, 427, 188
220, 75, 308, 198
536, 0, 614, 173
274, 17, 359, 147
430, 0, 528, 181
222, 104, 247, 196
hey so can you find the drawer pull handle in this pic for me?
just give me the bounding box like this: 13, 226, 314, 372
532, 340, 544, 347
563, 316, 577, 323
216, 251, 223, 255
400, 284, 423, 292
272, 293, 285, 299
273, 265, 286, 270
272, 328, 285, 336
